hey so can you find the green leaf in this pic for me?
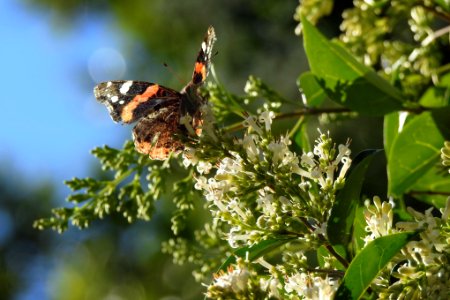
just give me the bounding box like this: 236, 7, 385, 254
419, 72, 450, 108
317, 245, 346, 270
383, 112, 400, 159
419, 87, 450, 108
301, 16, 403, 116
352, 205, 367, 253
409, 165, 450, 208
217, 238, 292, 272
328, 150, 381, 248
388, 111, 446, 197
297, 71, 327, 107
335, 231, 418, 300
431, 107, 450, 140
294, 121, 311, 152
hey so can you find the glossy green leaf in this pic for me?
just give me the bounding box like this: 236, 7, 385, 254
335, 231, 418, 300
388, 111, 446, 197
297, 71, 327, 107
409, 165, 450, 208
301, 16, 403, 116
328, 150, 381, 247
352, 205, 367, 253
419, 86, 450, 108
383, 112, 399, 159
420, 73, 450, 108
217, 238, 292, 272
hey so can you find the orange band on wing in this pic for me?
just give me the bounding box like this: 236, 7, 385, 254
121, 84, 160, 122
194, 62, 206, 81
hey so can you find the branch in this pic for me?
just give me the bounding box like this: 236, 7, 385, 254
408, 190, 450, 196
225, 107, 351, 133
299, 216, 350, 269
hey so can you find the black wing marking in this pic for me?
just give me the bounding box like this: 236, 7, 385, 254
191, 26, 216, 85
94, 80, 180, 123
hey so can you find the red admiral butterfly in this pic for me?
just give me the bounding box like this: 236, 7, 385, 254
94, 26, 216, 160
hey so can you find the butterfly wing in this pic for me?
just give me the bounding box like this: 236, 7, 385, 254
191, 26, 216, 86
132, 101, 184, 160
94, 80, 180, 124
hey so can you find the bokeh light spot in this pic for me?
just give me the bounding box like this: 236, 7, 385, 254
88, 47, 126, 82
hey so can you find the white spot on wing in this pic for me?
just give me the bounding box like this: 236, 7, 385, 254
111, 96, 119, 103
119, 100, 125, 105
107, 81, 112, 87
201, 41, 206, 52
120, 81, 133, 94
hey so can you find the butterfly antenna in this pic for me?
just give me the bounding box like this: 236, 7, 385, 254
163, 62, 185, 86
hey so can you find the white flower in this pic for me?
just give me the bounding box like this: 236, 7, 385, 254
260, 276, 281, 299
258, 110, 275, 131
243, 115, 263, 135
242, 134, 260, 162
268, 142, 286, 166
297, 134, 352, 190
397, 204, 448, 253
364, 196, 395, 244
336, 156, 351, 183
209, 263, 250, 293
301, 152, 316, 168
228, 226, 249, 248
179, 114, 196, 135
199, 103, 218, 141
228, 199, 247, 220
194, 176, 208, 190
284, 272, 338, 299
196, 161, 212, 174
244, 79, 258, 96
334, 143, 351, 166
256, 191, 277, 216
217, 155, 243, 176
182, 147, 198, 167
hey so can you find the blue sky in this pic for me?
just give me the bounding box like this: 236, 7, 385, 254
0, 3, 138, 298
0, 1, 130, 194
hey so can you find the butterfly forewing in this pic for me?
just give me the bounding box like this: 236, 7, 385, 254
191, 26, 216, 85
94, 80, 180, 124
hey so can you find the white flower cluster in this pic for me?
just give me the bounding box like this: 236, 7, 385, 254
205, 258, 259, 299
284, 272, 338, 299
365, 197, 450, 298
183, 111, 355, 298
209, 264, 251, 295
299, 133, 351, 191
363, 196, 395, 244
183, 111, 353, 250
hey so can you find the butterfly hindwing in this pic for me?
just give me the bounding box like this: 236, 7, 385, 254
94, 80, 180, 124
132, 101, 184, 160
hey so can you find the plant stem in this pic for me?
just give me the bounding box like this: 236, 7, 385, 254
409, 190, 450, 196
299, 216, 350, 268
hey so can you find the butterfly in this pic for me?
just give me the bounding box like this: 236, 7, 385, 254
94, 26, 216, 160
